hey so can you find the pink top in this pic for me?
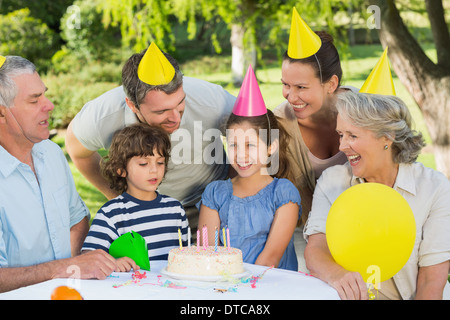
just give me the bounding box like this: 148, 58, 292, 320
307, 149, 348, 178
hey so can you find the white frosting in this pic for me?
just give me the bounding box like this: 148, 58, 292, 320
167, 246, 245, 276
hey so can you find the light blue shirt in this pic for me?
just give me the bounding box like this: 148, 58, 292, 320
0, 140, 90, 267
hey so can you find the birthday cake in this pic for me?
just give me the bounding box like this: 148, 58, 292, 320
167, 246, 245, 276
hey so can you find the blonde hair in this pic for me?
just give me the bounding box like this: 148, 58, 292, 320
336, 91, 425, 164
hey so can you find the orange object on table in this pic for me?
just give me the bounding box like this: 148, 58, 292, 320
50, 285, 83, 300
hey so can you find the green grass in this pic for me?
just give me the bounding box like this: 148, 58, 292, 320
54, 44, 437, 217
51, 135, 108, 220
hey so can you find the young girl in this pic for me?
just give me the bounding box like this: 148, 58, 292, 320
82, 123, 188, 271
198, 67, 301, 271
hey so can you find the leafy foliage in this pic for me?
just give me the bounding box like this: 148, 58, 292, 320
0, 0, 73, 32
51, 0, 121, 73
98, 0, 353, 59
99, 0, 174, 52
0, 8, 60, 72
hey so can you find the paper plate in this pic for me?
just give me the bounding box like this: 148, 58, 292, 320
160, 267, 251, 282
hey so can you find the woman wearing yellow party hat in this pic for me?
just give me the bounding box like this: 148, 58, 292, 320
274, 7, 354, 221
303, 90, 450, 300
359, 47, 396, 96
0, 55, 6, 68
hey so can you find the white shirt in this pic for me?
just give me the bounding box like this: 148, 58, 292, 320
304, 162, 450, 300
72, 77, 236, 207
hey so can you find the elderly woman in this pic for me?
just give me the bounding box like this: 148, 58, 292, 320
304, 91, 450, 300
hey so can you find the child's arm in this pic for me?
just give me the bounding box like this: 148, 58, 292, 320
254, 202, 299, 268
115, 257, 139, 272
198, 204, 221, 247
81, 250, 138, 272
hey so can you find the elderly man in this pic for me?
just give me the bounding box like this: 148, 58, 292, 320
65, 44, 236, 229
0, 56, 126, 293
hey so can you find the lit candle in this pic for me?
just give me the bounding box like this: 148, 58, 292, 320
227, 227, 230, 250
222, 227, 226, 248
214, 227, 218, 252
178, 228, 182, 249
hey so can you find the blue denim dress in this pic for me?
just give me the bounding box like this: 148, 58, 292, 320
200, 178, 301, 271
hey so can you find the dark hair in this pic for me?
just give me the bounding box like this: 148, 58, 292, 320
283, 31, 342, 86
101, 123, 172, 194
226, 110, 294, 181
121, 48, 183, 108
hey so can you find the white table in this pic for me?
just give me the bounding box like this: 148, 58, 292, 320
0, 261, 339, 300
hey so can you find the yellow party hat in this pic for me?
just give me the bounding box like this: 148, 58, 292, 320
0, 55, 6, 68
137, 42, 175, 85
359, 47, 396, 95
287, 7, 322, 59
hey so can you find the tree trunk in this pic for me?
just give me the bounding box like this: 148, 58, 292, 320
230, 23, 257, 87
231, 24, 245, 86
229, 0, 258, 87
370, 0, 450, 177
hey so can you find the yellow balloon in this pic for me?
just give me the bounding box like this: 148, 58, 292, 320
326, 183, 415, 283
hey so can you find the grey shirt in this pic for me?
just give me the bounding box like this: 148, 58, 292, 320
72, 77, 236, 207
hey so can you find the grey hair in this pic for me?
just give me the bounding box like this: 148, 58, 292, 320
0, 56, 36, 108
121, 48, 183, 108
336, 91, 425, 164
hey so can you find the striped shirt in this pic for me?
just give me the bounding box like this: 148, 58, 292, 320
82, 192, 189, 261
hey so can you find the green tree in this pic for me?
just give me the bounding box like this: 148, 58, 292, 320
0, 0, 73, 32
368, 0, 450, 177
99, 0, 173, 52
98, 0, 349, 85
0, 8, 59, 71
59, 0, 121, 62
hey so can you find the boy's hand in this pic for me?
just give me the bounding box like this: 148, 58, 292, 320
115, 257, 139, 272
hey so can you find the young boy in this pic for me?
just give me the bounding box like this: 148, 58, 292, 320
82, 123, 189, 271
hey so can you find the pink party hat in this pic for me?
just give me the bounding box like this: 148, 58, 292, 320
232, 65, 267, 117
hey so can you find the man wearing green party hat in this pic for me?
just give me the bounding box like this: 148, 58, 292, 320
66, 42, 236, 230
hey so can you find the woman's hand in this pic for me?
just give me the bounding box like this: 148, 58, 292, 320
305, 233, 368, 300
327, 268, 368, 300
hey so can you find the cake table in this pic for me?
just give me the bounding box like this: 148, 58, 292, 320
0, 261, 339, 300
